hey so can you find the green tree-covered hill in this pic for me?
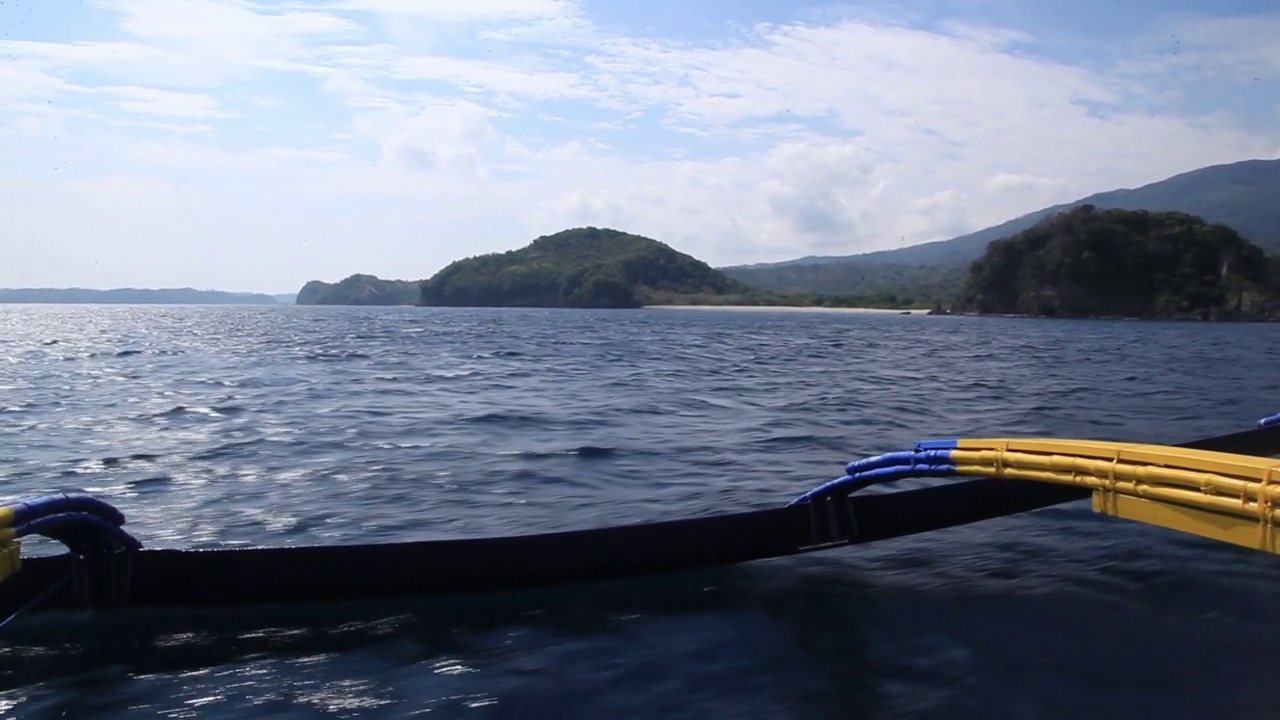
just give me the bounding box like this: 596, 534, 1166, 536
955, 206, 1279, 320
418, 227, 751, 308
295, 274, 421, 305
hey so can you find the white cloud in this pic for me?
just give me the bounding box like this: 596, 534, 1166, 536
334, 0, 576, 22
330, 0, 594, 48
758, 140, 878, 244
73, 0, 362, 86
904, 189, 971, 241
934, 21, 1034, 50
100, 86, 232, 118
8, 116, 50, 137
0, 65, 73, 104
109, 119, 218, 134
390, 54, 591, 100
350, 99, 500, 177
985, 174, 1064, 192
130, 140, 350, 170
0, 39, 171, 69
583, 19, 1129, 135
97, 0, 359, 48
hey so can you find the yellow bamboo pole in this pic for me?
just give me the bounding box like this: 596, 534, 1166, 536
940, 438, 1280, 554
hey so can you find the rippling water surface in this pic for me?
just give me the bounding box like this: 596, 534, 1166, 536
2, 305, 1280, 719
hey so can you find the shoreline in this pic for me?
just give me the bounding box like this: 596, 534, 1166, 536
642, 304, 920, 314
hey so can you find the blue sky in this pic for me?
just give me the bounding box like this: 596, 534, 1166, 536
1, 0, 1277, 292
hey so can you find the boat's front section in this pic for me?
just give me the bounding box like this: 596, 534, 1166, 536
2, 415, 1280, 625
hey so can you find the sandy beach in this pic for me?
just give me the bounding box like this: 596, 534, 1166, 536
642, 304, 920, 314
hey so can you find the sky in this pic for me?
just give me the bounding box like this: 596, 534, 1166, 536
1, 0, 1278, 293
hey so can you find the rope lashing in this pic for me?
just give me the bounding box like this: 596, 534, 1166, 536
790, 436, 1280, 554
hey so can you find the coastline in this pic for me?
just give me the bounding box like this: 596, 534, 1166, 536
642, 304, 917, 314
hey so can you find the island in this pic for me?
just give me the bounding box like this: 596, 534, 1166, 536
0, 288, 285, 305
295, 274, 421, 306
417, 227, 754, 309
297, 210, 1280, 319
954, 206, 1280, 320
289, 226, 932, 310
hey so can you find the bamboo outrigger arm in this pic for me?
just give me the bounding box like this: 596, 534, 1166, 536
792, 433, 1280, 555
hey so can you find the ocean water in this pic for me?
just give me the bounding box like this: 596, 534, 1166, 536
0, 305, 1279, 719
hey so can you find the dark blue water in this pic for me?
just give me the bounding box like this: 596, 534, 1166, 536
1, 305, 1279, 719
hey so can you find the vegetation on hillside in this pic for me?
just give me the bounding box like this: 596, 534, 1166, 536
640, 288, 938, 310
954, 206, 1280, 320
287, 229, 939, 310
296, 274, 420, 305
721, 261, 963, 308
292, 164, 1280, 317
418, 227, 753, 308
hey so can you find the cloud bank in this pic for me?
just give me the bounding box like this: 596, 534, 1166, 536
1, 0, 1277, 290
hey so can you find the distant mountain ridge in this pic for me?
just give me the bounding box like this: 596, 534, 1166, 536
728, 158, 1280, 272
721, 259, 966, 305
0, 287, 285, 304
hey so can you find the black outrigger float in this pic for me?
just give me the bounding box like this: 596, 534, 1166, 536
3, 417, 1280, 625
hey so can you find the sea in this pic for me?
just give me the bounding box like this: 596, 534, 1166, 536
0, 304, 1278, 720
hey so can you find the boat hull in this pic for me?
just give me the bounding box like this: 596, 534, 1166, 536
2, 423, 1276, 618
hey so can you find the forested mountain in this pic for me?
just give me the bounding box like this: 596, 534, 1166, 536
955, 206, 1279, 319
418, 227, 750, 308
723, 158, 1280, 299
295, 274, 421, 305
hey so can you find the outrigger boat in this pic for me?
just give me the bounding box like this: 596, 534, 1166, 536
3, 412, 1280, 627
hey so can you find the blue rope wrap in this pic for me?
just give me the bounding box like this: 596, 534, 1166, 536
0, 494, 141, 554
790, 442, 960, 506
6, 494, 127, 527
1259, 412, 1280, 428
0, 493, 139, 632
843, 448, 953, 476
17, 512, 143, 552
